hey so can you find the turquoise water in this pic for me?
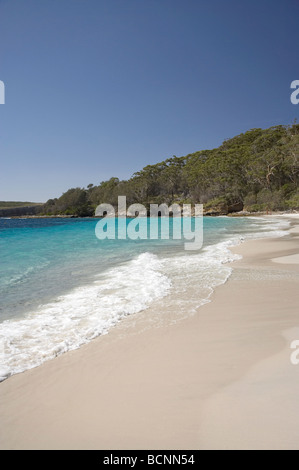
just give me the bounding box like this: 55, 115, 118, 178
0, 216, 289, 380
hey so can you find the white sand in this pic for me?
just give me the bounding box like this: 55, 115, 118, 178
272, 254, 299, 264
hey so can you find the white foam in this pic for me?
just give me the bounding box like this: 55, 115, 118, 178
154, 238, 243, 324
0, 252, 171, 380
243, 216, 291, 239
158, 216, 292, 320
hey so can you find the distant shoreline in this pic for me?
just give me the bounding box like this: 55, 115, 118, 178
2, 210, 298, 219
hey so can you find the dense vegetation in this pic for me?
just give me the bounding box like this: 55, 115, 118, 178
41, 123, 299, 216
0, 201, 42, 210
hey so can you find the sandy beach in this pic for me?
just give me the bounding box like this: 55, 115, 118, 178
0, 216, 299, 450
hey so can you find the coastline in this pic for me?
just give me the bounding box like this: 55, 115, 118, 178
3, 209, 299, 219
0, 217, 299, 449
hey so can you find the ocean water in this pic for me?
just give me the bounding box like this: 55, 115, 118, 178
0, 216, 290, 381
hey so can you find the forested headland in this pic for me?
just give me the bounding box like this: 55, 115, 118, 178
33, 123, 299, 216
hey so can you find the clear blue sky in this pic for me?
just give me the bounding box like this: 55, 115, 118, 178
0, 0, 298, 202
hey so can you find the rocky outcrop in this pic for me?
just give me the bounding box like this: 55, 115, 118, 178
204, 201, 244, 216
227, 202, 244, 214
204, 208, 227, 216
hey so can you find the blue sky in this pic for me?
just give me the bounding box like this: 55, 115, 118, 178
0, 0, 298, 202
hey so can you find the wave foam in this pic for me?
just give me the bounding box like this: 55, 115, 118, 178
0, 252, 171, 381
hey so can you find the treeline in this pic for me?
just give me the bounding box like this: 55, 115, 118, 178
41, 123, 299, 216
0, 201, 42, 209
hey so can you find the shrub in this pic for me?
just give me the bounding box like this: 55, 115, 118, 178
287, 192, 299, 209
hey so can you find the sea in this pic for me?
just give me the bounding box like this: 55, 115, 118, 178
0, 215, 290, 382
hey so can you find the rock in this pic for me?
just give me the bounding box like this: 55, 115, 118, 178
227, 202, 244, 213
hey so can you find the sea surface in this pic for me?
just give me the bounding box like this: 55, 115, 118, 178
0, 215, 290, 381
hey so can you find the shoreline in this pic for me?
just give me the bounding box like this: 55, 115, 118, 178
1, 210, 298, 219
0, 217, 299, 449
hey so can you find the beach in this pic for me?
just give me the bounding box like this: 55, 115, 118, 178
0, 216, 299, 450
